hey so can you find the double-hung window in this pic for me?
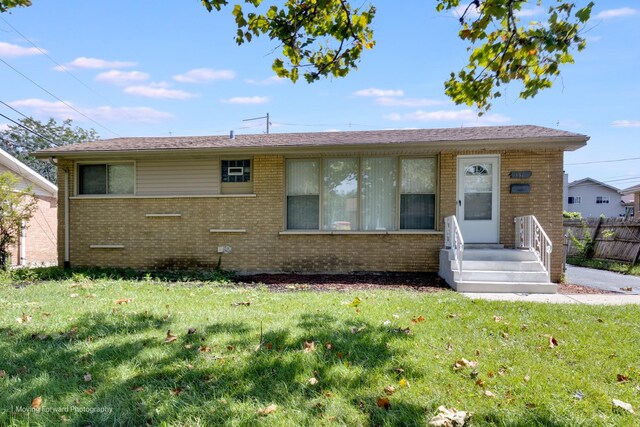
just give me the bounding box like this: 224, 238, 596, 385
596, 196, 609, 204
568, 196, 581, 205
78, 163, 134, 195
286, 157, 437, 231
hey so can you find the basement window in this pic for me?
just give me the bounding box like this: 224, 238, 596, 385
78, 163, 134, 195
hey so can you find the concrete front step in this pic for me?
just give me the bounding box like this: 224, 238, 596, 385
455, 270, 549, 283
463, 249, 538, 262
454, 281, 557, 294
454, 260, 543, 272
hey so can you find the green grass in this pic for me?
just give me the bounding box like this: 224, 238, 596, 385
567, 256, 640, 277
0, 272, 639, 426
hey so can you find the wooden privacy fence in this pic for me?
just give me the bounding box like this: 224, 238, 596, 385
563, 217, 640, 264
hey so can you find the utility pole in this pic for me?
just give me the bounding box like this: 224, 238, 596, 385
242, 113, 270, 134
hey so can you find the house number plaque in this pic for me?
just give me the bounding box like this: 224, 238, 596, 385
509, 171, 532, 179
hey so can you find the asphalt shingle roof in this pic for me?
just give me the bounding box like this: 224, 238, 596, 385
35, 125, 587, 156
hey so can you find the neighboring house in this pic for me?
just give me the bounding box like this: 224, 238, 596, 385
0, 148, 57, 266
621, 183, 640, 218
35, 125, 587, 287
566, 177, 626, 218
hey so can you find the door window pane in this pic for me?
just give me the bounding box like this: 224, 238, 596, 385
463, 162, 492, 220
78, 164, 106, 194
361, 158, 397, 230
464, 193, 492, 220
323, 159, 358, 230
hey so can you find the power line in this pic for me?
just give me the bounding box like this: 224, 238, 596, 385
0, 111, 57, 145
566, 156, 640, 165
0, 57, 120, 137
0, 16, 137, 123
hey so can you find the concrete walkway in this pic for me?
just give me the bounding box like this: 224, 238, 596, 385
463, 265, 640, 304
462, 292, 640, 305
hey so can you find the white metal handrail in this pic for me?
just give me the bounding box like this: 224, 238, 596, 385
515, 215, 552, 281
444, 215, 464, 274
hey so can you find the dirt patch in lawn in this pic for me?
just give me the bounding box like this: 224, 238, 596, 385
235, 273, 615, 294
233, 272, 451, 292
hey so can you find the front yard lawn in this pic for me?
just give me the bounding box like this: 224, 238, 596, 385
0, 273, 638, 426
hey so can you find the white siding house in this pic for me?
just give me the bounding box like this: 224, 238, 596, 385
566, 177, 625, 218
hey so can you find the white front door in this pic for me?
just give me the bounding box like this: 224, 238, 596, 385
457, 155, 500, 243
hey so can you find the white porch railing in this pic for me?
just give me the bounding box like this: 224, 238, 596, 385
444, 215, 464, 274
515, 215, 552, 281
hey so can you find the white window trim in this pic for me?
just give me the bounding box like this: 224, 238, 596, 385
284, 156, 438, 232
75, 161, 136, 197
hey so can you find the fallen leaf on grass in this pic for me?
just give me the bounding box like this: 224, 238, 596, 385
524, 375, 531, 382
325, 342, 332, 350
573, 391, 584, 400
475, 379, 485, 388
350, 326, 365, 334
115, 298, 132, 305
133, 386, 144, 392
231, 301, 251, 306
616, 374, 629, 383
399, 378, 410, 388
164, 330, 178, 344
393, 327, 411, 335
84, 388, 95, 395
171, 387, 184, 396
612, 399, 634, 413
257, 404, 277, 416
348, 297, 361, 308
31, 396, 42, 409
493, 315, 503, 322
198, 346, 211, 353
16, 314, 32, 324
184, 344, 193, 349
83, 373, 92, 382
447, 313, 460, 319
548, 336, 558, 348
428, 405, 468, 427
376, 397, 391, 410
0, 370, 5, 379
453, 358, 478, 371
304, 341, 316, 353
484, 390, 495, 398
31, 334, 49, 341
411, 315, 426, 324
501, 332, 509, 339
384, 386, 396, 395
308, 377, 319, 385
187, 327, 197, 335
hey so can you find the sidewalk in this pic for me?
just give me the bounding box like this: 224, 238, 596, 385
462, 293, 640, 305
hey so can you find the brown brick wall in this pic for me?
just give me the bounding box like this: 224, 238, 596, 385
10, 195, 57, 266
58, 150, 565, 280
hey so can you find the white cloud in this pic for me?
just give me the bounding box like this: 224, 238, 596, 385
123, 85, 196, 100
375, 97, 446, 107
221, 96, 269, 104
56, 57, 136, 71
0, 42, 44, 58
516, 7, 544, 18
244, 76, 286, 85
595, 8, 637, 19
354, 88, 404, 97
612, 120, 640, 128
95, 70, 150, 85
384, 109, 510, 124
10, 98, 172, 123
173, 68, 235, 83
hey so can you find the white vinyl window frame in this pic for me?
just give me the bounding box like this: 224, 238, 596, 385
596, 196, 610, 204
568, 196, 581, 204
75, 161, 136, 197
284, 156, 439, 232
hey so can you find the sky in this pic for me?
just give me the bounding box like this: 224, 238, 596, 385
0, 1, 638, 190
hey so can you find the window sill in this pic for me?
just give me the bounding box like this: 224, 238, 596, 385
279, 230, 443, 236
70, 194, 257, 200
90, 244, 124, 249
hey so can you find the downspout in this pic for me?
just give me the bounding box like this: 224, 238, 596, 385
63, 167, 70, 268
49, 157, 70, 268
19, 219, 26, 266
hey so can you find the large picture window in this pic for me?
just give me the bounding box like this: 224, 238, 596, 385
78, 163, 134, 195
286, 157, 437, 231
